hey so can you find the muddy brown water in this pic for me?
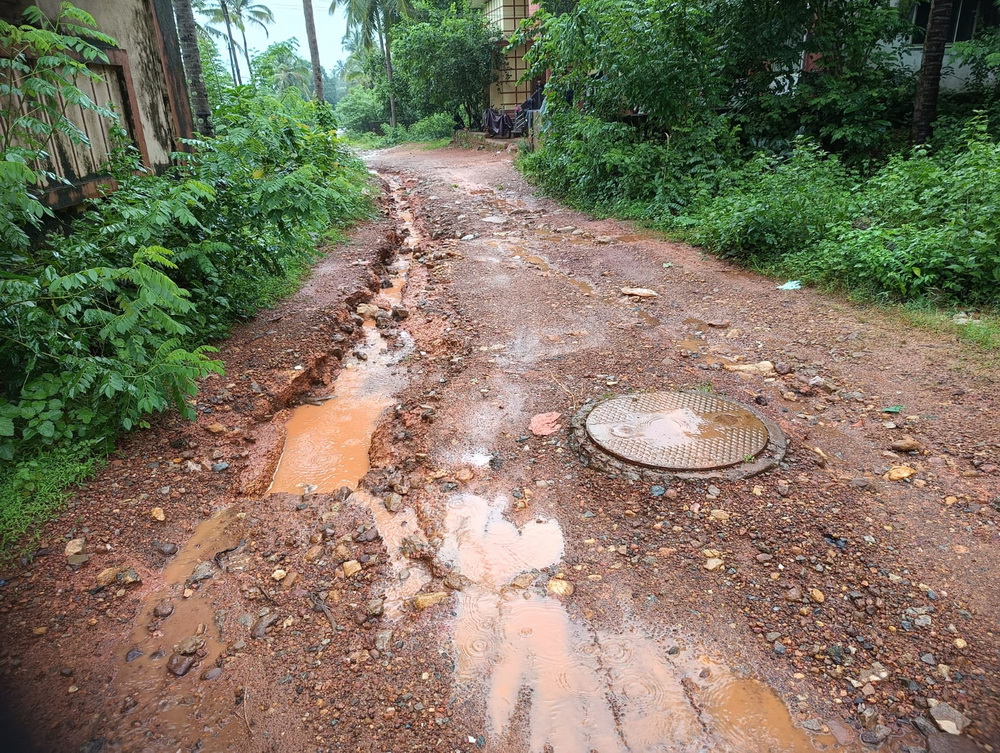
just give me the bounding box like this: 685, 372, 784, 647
113, 508, 240, 749
441, 493, 853, 752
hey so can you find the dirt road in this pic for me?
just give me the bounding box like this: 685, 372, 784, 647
0, 145, 997, 752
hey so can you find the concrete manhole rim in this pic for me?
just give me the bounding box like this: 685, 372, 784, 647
569, 391, 787, 483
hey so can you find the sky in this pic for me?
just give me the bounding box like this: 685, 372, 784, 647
198, 1, 350, 80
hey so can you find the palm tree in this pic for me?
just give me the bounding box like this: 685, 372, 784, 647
200, 0, 275, 84
331, 0, 414, 127
303, 0, 325, 101
912, 0, 953, 144
173, 0, 214, 135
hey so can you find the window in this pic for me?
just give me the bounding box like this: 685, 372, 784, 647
911, 0, 1000, 44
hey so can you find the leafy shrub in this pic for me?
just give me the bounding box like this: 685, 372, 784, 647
519, 112, 739, 219
335, 86, 389, 135
675, 139, 853, 261
1, 70, 371, 462
407, 113, 455, 141
795, 118, 1000, 303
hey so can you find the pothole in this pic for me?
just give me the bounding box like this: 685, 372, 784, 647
569, 391, 786, 482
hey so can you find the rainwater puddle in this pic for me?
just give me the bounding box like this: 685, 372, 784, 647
675, 318, 734, 366
441, 493, 862, 752
513, 252, 596, 297
266, 331, 397, 495
113, 507, 242, 749
347, 489, 431, 618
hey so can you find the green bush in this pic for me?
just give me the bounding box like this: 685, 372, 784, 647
795, 118, 1000, 303
407, 113, 455, 141
1, 84, 371, 463
335, 86, 389, 135
677, 138, 854, 261
519, 112, 739, 219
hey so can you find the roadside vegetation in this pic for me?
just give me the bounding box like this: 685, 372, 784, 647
516, 0, 1000, 318
0, 5, 371, 549
333, 1, 505, 145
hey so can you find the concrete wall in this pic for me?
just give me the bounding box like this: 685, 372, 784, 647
29, 0, 192, 168
2, 0, 192, 204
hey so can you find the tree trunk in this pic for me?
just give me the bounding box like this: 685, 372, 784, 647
302, 0, 325, 101
172, 0, 214, 135
240, 25, 253, 81
220, 0, 243, 85
375, 10, 396, 128
912, 0, 952, 144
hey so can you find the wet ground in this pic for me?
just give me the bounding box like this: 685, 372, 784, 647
0, 146, 997, 752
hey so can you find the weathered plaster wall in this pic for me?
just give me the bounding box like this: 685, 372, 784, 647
29, 0, 187, 167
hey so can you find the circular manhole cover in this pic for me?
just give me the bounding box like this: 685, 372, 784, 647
585, 392, 769, 471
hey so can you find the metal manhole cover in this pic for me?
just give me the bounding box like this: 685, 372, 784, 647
585, 392, 769, 471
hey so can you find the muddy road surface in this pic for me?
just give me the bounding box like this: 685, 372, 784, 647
0, 146, 997, 753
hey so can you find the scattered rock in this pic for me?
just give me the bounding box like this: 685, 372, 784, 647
64, 538, 85, 557
546, 578, 575, 597
709, 509, 730, 522
158, 542, 178, 556
455, 468, 474, 481
529, 412, 561, 436
153, 599, 174, 618
928, 700, 971, 735
174, 635, 204, 655
166, 653, 195, 677
810, 588, 825, 603
886, 466, 916, 481
201, 667, 222, 681
342, 560, 362, 577
116, 568, 141, 587
95, 568, 120, 588
271, 568, 287, 582
775, 362, 792, 375
510, 573, 535, 589
251, 613, 279, 639
150, 507, 165, 522
443, 572, 473, 591
620, 287, 658, 298
724, 361, 775, 375
206, 423, 226, 434
784, 587, 803, 602
411, 591, 449, 611
187, 561, 214, 584
892, 436, 924, 453
704, 558, 725, 571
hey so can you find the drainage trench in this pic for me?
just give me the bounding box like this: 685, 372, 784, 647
109, 174, 420, 748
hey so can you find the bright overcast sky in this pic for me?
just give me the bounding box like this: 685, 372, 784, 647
199, 0, 350, 78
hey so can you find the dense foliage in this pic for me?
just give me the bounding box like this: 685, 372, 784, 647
335, 1, 502, 138
518, 0, 1000, 306
0, 5, 371, 547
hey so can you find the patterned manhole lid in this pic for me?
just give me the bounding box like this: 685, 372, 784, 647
585, 392, 769, 471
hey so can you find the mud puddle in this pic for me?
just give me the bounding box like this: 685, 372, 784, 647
112, 507, 244, 750
512, 250, 596, 296
440, 493, 869, 752
674, 317, 734, 366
